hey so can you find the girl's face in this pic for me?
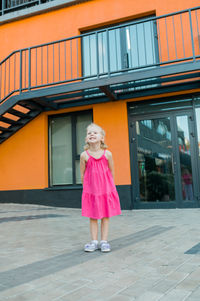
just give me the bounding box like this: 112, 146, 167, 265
86, 126, 103, 145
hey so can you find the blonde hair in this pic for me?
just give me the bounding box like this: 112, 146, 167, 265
84, 123, 108, 150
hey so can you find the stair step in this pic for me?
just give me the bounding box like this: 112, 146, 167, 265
0, 116, 21, 125
0, 97, 45, 144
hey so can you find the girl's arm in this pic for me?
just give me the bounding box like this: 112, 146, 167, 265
107, 150, 115, 179
80, 152, 86, 183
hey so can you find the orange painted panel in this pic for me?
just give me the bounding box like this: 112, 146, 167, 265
0, 114, 48, 190
0, 105, 92, 190
93, 101, 131, 185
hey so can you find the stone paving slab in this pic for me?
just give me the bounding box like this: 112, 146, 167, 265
0, 204, 200, 300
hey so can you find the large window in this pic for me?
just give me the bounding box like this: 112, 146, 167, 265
49, 111, 92, 186
82, 17, 158, 78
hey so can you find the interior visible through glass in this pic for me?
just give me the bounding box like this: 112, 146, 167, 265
196, 108, 200, 157
76, 114, 93, 183
177, 116, 194, 201
51, 116, 72, 185
82, 19, 156, 78
136, 117, 175, 202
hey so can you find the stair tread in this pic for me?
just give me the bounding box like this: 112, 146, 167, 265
0, 99, 44, 144
0, 116, 20, 124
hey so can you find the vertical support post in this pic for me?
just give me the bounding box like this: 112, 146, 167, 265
2, 0, 5, 15
58, 42, 60, 82
0, 65, 2, 101
14, 53, 16, 91
195, 9, 200, 53
135, 24, 140, 67
24, 50, 26, 89
53, 44, 54, 83
95, 31, 99, 78
172, 16, 178, 60
106, 29, 110, 77
180, 14, 186, 58
165, 17, 170, 61
8, 57, 10, 93
70, 40, 72, 79
4, 61, 6, 98
0, 65, 3, 102
36, 48, 37, 86
189, 9, 196, 60
47, 45, 49, 84
41, 47, 43, 85
76, 38, 79, 79
64, 41, 66, 80
28, 48, 31, 90
157, 19, 162, 63
143, 23, 147, 65
19, 50, 22, 93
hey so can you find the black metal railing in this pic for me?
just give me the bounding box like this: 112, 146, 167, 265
0, 0, 52, 15
0, 6, 200, 103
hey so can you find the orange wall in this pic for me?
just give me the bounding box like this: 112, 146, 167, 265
93, 101, 130, 185
0, 113, 48, 190
0, 0, 199, 60
0, 0, 199, 190
0, 101, 130, 189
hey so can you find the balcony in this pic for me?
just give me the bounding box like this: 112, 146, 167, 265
0, 6, 200, 143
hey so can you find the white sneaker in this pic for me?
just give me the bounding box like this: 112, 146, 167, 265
84, 241, 98, 252
100, 241, 111, 252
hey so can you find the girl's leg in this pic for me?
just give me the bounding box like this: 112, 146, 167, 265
101, 217, 109, 241
90, 218, 98, 240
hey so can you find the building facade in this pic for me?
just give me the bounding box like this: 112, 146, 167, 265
0, 0, 200, 209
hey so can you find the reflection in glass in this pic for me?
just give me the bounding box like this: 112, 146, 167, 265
76, 114, 92, 183
51, 116, 72, 185
177, 116, 194, 201
126, 21, 156, 69
76, 160, 82, 184
196, 108, 200, 156
76, 114, 93, 155
137, 118, 175, 202
82, 20, 156, 78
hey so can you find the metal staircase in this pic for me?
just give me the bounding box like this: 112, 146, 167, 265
0, 98, 49, 143
0, 6, 200, 144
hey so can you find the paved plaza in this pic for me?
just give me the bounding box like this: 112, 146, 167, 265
0, 203, 200, 300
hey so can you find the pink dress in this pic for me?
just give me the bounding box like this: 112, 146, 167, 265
82, 150, 121, 219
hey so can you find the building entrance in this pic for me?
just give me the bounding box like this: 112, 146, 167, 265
129, 98, 200, 209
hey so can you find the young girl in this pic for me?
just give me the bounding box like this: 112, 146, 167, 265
80, 123, 121, 253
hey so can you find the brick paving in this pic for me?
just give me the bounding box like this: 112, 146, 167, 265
0, 204, 200, 300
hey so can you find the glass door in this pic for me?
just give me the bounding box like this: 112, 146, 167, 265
175, 113, 199, 207
130, 116, 176, 207
130, 111, 199, 208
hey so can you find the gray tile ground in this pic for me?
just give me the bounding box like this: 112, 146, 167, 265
0, 204, 200, 300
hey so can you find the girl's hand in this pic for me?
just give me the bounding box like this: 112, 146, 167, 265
106, 150, 115, 179
80, 152, 87, 183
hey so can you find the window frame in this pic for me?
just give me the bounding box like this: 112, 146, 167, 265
48, 109, 93, 188
81, 15, 159, 79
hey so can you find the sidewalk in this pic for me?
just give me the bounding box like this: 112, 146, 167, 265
0, 203, 200, 301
